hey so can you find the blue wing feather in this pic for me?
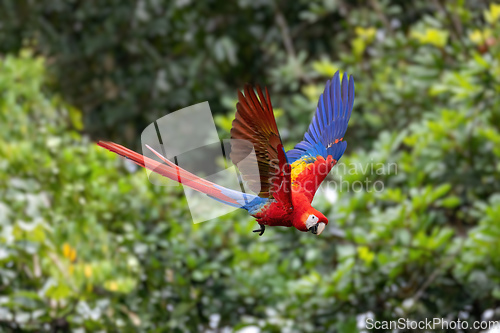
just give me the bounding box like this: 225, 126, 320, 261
324, 79, 332, 125
304, 131, 315, 145
341, 73, 348, 118
335, 74, 342, 120
287, 71, 354, 164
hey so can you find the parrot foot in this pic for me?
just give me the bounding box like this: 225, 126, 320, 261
253, 224, 265, 236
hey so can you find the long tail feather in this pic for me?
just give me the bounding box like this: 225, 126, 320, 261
144, 144, 222, 190
97, 141, 264, 208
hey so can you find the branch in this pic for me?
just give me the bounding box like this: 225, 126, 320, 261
275, 8, 296, 59
368, 0, 393, 35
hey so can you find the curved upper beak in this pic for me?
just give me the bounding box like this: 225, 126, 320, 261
309, 222, 326, 235
316, 222, 326, 235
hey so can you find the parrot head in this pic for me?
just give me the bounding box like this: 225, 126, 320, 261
293, 208, 328, 235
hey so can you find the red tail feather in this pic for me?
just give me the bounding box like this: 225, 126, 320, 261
97, 141, 241, 206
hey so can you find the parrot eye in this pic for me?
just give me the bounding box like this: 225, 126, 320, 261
305, 215, 318, 229
305, 214, 326, 235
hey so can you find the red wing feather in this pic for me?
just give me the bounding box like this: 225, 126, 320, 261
230, 85, 284, 198
270, 144, 292, 207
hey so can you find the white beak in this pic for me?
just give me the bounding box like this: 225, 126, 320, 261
316, 222, 326, 235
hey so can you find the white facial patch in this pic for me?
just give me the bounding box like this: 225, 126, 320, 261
305, 215, 318, 229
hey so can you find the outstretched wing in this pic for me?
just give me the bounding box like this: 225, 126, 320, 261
287, 71, 354, 201
230, 85, 284, 199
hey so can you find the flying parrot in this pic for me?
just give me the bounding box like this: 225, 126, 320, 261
98, 70, 354, 236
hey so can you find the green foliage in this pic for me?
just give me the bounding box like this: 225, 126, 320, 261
1, 0, 348, 144
1, 0, 500, 332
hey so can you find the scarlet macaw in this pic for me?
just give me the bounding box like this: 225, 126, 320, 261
98, 71, 354, 236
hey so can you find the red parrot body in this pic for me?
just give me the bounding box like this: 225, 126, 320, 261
98, 71, 354, 236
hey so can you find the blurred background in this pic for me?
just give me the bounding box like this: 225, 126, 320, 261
1, 0, 500, 331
